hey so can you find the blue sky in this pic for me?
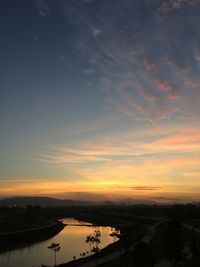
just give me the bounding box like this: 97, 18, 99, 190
0, 0, 200, 202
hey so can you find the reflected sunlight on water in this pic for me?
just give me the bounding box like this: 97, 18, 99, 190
0, 218, 115, 267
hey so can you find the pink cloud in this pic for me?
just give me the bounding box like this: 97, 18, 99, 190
156, 79, 173, 92
147, 131, 200, 152
168, 90, 181, 100
155, 79, 181, 100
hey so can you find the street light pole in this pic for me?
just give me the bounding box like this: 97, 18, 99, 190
48, 242, 61, 267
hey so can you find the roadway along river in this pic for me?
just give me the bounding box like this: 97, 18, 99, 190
0, 218, 115, 267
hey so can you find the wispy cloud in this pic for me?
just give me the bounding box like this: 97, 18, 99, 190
56, 0, 200, 122
144, 59, 156, 71
91, 28, 103, 37
34, 0, 50, 16
156, 0, 199, 18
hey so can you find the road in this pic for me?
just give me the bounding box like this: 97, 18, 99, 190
182, 223, 200, 233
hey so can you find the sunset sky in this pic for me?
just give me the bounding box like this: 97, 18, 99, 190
0, 0, 200, 203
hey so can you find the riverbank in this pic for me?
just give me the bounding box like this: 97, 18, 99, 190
0, 220, 65, 252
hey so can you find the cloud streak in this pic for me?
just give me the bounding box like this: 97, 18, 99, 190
34, 125, 200, 167
123, 186, 161, 191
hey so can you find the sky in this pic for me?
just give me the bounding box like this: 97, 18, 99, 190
0, 0, 200, 203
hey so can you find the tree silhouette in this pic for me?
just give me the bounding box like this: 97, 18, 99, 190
110, 229, 120, 242
86, 234, 94, 255
93, 230, 101, 251
85, 230, 101, 254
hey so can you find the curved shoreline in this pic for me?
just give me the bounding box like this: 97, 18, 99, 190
0, 221, 65, 252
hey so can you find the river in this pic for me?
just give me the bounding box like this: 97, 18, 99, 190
0, 218, 116, 267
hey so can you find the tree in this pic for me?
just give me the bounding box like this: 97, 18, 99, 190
48, 243, 61, 267
110, 229, 120, 242
86, 234, 94, 255
93, 230, 101, 251
85, 230, 101, 254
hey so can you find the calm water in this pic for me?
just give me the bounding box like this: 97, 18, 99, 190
0, 218, 115, 267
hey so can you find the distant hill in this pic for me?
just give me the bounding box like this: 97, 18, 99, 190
0, 196, 95, 207
0, 196, 158, 208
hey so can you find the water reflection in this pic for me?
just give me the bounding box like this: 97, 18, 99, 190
0, 218, 114, 267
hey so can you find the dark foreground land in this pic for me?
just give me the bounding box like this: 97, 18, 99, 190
0, 203, 200, 267
0, 205, 65, 251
